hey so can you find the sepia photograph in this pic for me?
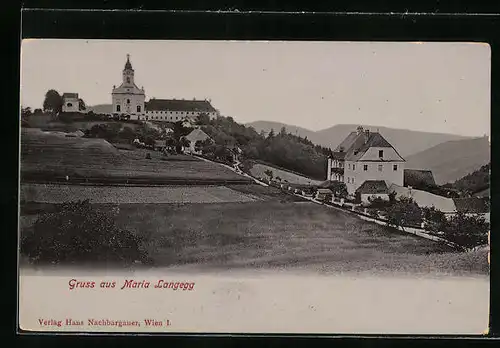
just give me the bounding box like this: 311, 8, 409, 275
18, 40, 490, 334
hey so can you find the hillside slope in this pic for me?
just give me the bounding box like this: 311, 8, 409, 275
87, 104, 113, 114
245, 121, 317, 140
246, 121, 473, 157
405, 137, 490, 185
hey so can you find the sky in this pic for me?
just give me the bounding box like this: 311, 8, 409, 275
20, 40, 491, 137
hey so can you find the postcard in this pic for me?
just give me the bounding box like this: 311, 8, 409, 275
18, 40, 490, 334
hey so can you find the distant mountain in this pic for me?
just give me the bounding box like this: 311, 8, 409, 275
405, 137, 490, 185
87, 104, 112, 114
245, 121, 473, 157
245, 121, 317, 140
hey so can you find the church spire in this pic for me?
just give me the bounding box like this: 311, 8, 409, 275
124, 54, 133, 70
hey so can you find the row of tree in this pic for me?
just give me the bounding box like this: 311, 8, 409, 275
365, 196, 489, 250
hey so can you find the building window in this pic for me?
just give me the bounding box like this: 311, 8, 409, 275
393, 164, 398, 171
347, 177, 350, 183
352, 164, 356, 171
348, 164, 351, 169
352, 177, 355, 184
66, 103, 72, 107
116, 105, 121, 112
127, 77, 130, 83
379, 150, 384, 157
363, 164, 368, 171
378, 164, 383, 172
137, 105, 141, 112
127, 99, 130, 104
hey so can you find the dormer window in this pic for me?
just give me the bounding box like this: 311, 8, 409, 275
126, 77, 130, 83
379, 150, 384, 158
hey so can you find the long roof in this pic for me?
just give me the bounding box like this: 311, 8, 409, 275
146, 99, 216, 112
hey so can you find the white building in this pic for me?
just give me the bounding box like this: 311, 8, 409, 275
111, 54, 146, 119
327, 126, 405, 196
62, 93, 80, 113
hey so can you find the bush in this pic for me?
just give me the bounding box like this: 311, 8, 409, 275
443, 212, 489, 249
20, 200, 149, 265
367, 196, 392, 209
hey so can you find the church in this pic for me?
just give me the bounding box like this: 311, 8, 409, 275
111, 55, 218, 121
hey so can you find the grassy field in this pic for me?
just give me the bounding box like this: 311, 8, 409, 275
19, 199, 488, 276
249, 162, 323, 186
20, 184, 261, 204
21, 128, 249, 182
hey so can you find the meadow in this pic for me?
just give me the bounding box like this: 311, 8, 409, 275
248, 162, 323, 186
21, 128, 249, 182
19, 198, 489, 276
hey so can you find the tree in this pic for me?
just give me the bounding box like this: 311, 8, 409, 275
264, 169, 274, 180
119, 126, 137, 142
21, 106, 32, 118
78, 98, 86, 111
180, 137, 191, 149
43, 89, 63, 114
386, 197, 422, 229
421, 206, 447, 233
196, 113, 211, 125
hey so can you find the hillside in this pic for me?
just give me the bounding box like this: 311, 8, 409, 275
246, 121, 318, 141
405, 137, 490, 185
246, 122, 473, 157
87, 104, 113, 114
448, 163, 490, 195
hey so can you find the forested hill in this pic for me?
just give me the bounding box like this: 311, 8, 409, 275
200, 116, 331, 180
446, 163, 490, 195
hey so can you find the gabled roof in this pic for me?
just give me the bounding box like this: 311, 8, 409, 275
332, 127, 403, 162
62, 93, 78, 99
356, 180, 389, 194
184, 128, 211, 143
453, 197, 490, 214
404, 169, 436, 188
145, 99, 216, 112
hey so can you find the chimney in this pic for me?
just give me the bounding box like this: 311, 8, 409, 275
364, 129, 370, 143
356, 126, 364, 135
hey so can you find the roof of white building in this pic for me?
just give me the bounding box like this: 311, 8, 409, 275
62, 92, 78, 99
331, 126, 404, 162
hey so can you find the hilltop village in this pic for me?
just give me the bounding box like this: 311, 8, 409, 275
21, 54, 490, 254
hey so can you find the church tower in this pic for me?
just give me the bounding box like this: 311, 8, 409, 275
122, 54, 135, 86
111, 54, 146, 120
